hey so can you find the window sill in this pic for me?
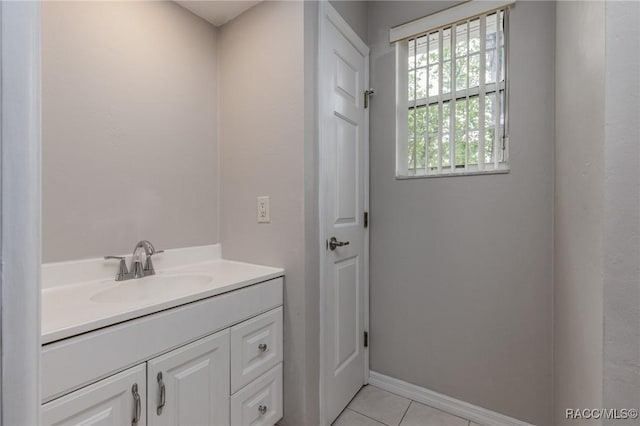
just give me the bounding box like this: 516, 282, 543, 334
396, 167, 510, 180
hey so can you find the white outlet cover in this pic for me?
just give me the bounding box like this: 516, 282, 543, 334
257, 196, 270, 223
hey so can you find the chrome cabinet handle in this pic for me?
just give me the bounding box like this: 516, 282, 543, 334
131, 384, 141, 425
157, 372, 166, 415
258, 405, 268, 415
328, 237, 350, 251
258, 343, 268, 352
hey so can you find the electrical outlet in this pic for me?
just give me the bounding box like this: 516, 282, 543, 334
257, 196, 270, 223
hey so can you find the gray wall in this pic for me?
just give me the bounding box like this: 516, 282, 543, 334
219, 2, 319, 424
554, 2, 605, 424
42, 1, 219, 262
602, 1, 640, 420
367, 2, 554, 424
328, 0, 368, 44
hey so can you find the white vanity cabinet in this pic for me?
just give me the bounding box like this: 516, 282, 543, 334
231, 364, 283, 426
42, 365, 147, 426
41, 276, 284, 426
231, 308, 283, 393
147, 329, 230, 426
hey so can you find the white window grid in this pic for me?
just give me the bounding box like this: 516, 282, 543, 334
399, 8, 509, 177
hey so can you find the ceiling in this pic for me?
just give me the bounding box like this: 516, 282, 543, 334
176, 1, 262, 27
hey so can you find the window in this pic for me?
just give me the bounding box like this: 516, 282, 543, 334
393, 2, 511, 177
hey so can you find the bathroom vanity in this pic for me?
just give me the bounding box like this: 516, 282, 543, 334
40, 245, 284, 426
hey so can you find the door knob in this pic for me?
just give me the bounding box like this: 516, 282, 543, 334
328, 237, 350, 251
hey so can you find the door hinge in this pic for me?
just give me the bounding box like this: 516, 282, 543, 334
364, 331, 369, 348
364, 211, 368, 228
364, 89, 374, 109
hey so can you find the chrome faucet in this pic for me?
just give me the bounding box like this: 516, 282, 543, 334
105, 240, 164, 281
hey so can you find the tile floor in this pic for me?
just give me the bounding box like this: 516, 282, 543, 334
332, 385, 481, 426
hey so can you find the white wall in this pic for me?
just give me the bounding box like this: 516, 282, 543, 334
41, 1, 219, 262
219, 2, 319, 424
602, 1, 640, 419
554, 2, 605, 424
367, 2, 555, 424
554, 3, 640, 423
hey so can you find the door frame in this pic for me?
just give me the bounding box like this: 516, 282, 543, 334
317, 2, 370, 425
0, 1, 42, 425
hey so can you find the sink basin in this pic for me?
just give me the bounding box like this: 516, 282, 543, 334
91, 274, 214, 304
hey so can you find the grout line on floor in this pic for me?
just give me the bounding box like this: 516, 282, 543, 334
333, 385, 368, 425
348, 408, 389, 426
397, 400, 412, 426
344, 385, 476, 426
368, 384, 412, 402
347, 406, 392, 426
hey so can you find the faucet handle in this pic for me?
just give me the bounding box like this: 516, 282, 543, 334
143, 249, 164, 276
104, 256, 130, 281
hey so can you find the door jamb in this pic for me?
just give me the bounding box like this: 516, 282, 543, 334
0, 1, 42, 424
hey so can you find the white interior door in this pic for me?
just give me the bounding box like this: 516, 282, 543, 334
319, 3, 369, 424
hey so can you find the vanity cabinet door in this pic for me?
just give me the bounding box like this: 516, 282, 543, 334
147, 329, 230, 426
41, 364, 146, 426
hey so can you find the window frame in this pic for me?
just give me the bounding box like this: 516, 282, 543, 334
395, 5, 512, 179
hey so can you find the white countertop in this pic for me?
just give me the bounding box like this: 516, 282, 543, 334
41, 245, 284, 344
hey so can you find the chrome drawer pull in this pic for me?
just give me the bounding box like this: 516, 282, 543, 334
157, 372, 166, 415
131, 384, 141, 425
258, 343, 268, 352
258, 405, 268, 415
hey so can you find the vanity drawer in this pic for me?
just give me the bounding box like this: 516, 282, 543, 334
230, 307, 283, 392
230, 363, 283, 426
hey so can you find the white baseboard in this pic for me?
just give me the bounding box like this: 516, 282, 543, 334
368, 371, 535, 426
